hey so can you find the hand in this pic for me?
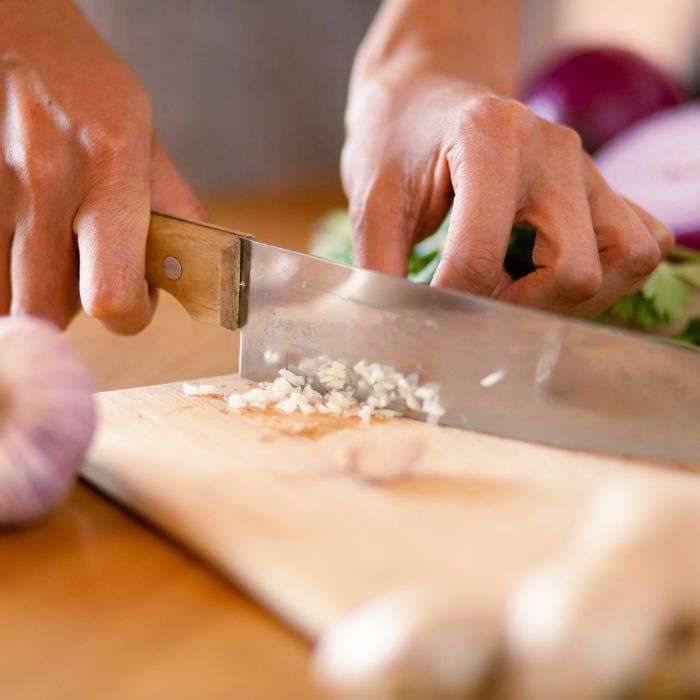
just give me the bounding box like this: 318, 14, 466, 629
342, 70, 674, 317
1, 1, 204, 333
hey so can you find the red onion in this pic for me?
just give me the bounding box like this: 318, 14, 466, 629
596, 102, 700, 250
0, 317, 96, 526
522, 47, 686, 153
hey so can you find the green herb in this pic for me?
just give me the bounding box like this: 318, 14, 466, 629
675, 318, 700, 346
624, 262, 690, 327
312, 210, 536, 282
311, 210, 700, 346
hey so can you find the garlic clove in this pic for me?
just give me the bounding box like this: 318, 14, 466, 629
0, 317, 96, 526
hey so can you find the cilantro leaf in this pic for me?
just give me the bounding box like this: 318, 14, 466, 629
675, 318, 700, 347
311, 209, 698, 336
639, 261, 691, 324
673, 262, 700, 289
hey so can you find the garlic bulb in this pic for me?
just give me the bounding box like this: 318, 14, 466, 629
0, 317, 96, 526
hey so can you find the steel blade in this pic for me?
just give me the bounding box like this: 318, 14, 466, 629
240, 240, 700, 461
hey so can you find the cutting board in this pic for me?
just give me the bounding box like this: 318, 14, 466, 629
83, 375, 689, 640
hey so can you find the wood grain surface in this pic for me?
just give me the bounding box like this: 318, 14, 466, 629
0, 187, 344, 700
83, 375, 668, 642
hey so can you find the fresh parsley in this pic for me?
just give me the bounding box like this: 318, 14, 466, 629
311, 210, 700, 346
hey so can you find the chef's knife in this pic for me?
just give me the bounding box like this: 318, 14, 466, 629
147, 212, 700, 462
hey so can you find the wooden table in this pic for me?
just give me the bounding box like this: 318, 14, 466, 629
1, 187, 345, 700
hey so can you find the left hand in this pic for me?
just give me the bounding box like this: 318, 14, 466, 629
342, 70, 674, 317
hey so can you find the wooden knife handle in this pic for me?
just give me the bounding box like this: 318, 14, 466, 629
146, 212, 250, 331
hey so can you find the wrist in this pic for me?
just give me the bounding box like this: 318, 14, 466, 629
350, 47, 510, 118
352, 0, 519, 98
353, 36, 515, 99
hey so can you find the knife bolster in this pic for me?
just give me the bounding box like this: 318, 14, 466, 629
146, 212, 250, 331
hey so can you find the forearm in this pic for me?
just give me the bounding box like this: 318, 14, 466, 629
0, 0, 94, 49
353, 0, 521, 95
0, 0, 121, 92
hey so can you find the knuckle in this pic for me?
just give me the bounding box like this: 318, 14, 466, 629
553, 261, 602, 301
24, 148, 69, 187
82, 278, 137, 320
78, 119, 149, 163
461, 95, 536, 141
444, 244, 502, 294
653, 222, 675, 254
551, 124, 583, 152
620, 235, 661, 276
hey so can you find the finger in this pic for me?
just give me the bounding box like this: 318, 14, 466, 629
583, 170, 661, 312
75, 156, 154, 335
348, 171, 414, 277
624, 198, 674, 258
1, 57, 78, 324
10, 208, 78, 328
150, 139, 207, 220
431, 155, 516, 295
500, 154, 604, 315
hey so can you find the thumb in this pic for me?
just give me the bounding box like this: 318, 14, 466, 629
150, 139, 207, 220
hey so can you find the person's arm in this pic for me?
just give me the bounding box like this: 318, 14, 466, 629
344, 0, 673, 317
0, 0, 203, 333
352, 0, 519, 95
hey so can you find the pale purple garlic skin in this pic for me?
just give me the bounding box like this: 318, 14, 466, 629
0, 317, 96, 526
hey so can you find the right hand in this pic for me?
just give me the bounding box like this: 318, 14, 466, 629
1, 0, 204, 333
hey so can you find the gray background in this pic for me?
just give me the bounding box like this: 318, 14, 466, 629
75, 1, 557, 191
78, 0, 382, 190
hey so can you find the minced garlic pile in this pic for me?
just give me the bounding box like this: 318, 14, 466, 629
184, 357, 445, 425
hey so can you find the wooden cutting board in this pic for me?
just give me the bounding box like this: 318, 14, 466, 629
83, 374, 683, 643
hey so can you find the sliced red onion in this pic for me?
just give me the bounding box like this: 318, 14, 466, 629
0, 317, 96, 526
522, 47, 686, 153
596, 102, 700, 250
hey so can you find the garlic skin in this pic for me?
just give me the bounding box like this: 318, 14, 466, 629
0, 317, 96, 526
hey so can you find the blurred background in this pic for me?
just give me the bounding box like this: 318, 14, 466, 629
75, 0, 700, 193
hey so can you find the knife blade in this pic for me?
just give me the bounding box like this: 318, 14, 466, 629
147, 212, 700, 461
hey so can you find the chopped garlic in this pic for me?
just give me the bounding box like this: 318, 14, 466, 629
318, 360, 349, 390
480, 369, 505, 388
303, 384, 322, 402
415, 384, 439, 401
276, 396, 300, 414
405, 394, 421, 411
298, 401, 315, 416
182, 383, 217, 396
224, 356, 445, 425
227, 394, 246, 409
279, 368, 305, 386
271, 377, 294, 397
241, 388, 271, 406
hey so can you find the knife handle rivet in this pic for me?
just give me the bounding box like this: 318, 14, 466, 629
162, 256, 183, 280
